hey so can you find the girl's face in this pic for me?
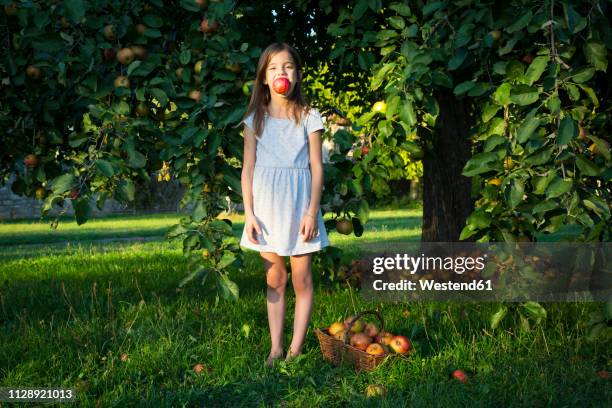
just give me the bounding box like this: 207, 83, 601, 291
263, 50, 300, 96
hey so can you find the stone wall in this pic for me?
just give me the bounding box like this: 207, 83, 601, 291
0, 172, 187, 220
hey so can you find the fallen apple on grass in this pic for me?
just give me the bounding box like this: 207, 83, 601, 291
366, 384, 386, 397
451, 369, 468, 384
389, 335, 411, 354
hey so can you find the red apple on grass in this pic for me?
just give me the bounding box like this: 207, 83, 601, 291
389, 335, 411, 354
452, 369, 468, 384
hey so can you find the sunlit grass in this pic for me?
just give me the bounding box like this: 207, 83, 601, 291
0, 209, 609, 406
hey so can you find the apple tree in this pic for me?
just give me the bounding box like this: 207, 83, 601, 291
324, 0, 611, 242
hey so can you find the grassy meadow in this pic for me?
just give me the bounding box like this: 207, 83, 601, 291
0, 208, 610, 407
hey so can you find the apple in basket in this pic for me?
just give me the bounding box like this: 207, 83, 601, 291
350, 333, 372, 351
333, 329, 347, 341
328, 322, 344, 337
344, 315, 364, 333
364, 323, 380, 338
365, 343, 385, 356
389, 335, 411, 354
375, 331, 394, 346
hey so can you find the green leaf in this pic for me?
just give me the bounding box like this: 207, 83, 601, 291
507, 178, 525, 209
577, 84, 599, 108
454, 81, 475, 95
150, 88, 168, 107
388, 16, 405, 30
571, 67, 595, 83
532, 199, 558, 214
95, 159, 115, 177
423, 1, 444, 17
217, 273, 239, 301
506, 10, 532, 33
127, 61, 142, 76
493, 83, 512, 106
490, 305, 508, 329
399, 100, 416, 127
42, 195, 64, 216
484, 135, 506, 152
179, 49, 192, 65
178, 267, 210, 288
533, 171, 556, 195
117, 179, 135, 202
522, 301, 547, 323
386, 94, 400, 120
524, 146, 553, 166
575, 155, 600, 177
516, 117, 540, 143
51, 173, 77, 194
64, 0, 86, 23
166, 223, 188, 239
466, 209, 492, 229
192, 200, 207, 222
546, 177, 572, 199
357, 200, 370, 224
584, 41, 607, 71
371, 63, 395, 91
447, 48, 468, 70
143, 14, 164, 28
587, 135, 611, 160
524, 55, 549, 85
557, 116, 578, 145
481, 103, 500, 123
510, 85, 539, 106
506, 60, 524, 82
353, 0, 368, 20
72, 197, 90, 226
128, 150, 147, 169
218, 252, 237, 270
462, 152, 498, 176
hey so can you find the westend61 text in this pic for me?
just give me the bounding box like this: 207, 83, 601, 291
373, 279, 493, 291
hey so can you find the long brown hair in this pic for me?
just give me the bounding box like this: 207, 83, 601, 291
235, 42, 310, 136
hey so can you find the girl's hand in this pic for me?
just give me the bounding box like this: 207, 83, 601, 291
299, 213, 319, 242
245, 214, 262, 244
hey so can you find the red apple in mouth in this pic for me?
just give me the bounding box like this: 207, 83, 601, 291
272, 77, 290, 95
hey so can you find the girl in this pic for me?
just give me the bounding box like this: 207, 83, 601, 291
238, 42, 329, 367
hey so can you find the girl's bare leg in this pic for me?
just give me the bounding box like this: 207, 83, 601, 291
261, 252, 288, 366
286, 253, 313, 359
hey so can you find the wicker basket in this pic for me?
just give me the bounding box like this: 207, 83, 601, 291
315, 310, 391, 372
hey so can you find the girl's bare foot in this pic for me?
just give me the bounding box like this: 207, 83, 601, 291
285, 348, 303, 361
266, 349, 285, 367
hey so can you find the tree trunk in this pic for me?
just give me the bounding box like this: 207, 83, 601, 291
420, 90, 474, 242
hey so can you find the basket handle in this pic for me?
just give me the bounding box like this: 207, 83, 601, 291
343, 310, 385, 345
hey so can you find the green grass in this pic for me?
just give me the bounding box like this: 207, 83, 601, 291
0, 210, 610, 407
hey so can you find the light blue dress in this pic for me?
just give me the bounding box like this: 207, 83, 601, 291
239, 107, 330, 256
